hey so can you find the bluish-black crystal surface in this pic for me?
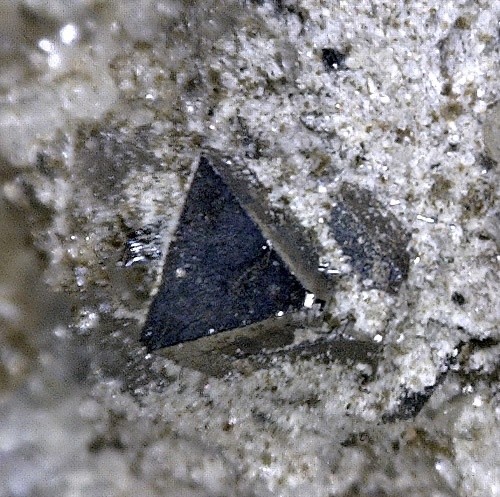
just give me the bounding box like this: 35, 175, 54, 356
141, 157, 307, 351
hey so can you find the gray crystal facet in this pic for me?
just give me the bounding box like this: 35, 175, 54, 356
141, 157, 307, 351
329, 183, 411, 293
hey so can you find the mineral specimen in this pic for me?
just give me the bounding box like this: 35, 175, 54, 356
141, 156, 309, 351
322, 48, 347, 71
329, 183, 411, 293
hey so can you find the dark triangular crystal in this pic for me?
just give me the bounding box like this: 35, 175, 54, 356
141, 157, 307, 351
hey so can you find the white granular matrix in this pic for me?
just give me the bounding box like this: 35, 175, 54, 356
0, 1, 499, 496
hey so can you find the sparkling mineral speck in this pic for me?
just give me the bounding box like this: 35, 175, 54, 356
60, 24, 79, 45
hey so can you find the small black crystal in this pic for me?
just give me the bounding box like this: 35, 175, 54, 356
322, 48, 347, 71
452, 291, 465, 305
141, 157, 307, 351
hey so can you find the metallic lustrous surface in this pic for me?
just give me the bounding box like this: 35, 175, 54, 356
142, 157, 307, 350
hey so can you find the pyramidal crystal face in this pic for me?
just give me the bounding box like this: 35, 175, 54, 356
328, 183, 411, 293
141, 157, 308, 351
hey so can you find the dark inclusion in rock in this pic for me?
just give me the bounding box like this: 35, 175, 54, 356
329, 183, 411, 293
451, 291, 465, 306
322, 48, 347, 71
382, 387, 437, 422
141, 157, 307, 351
382, 343, 464, 422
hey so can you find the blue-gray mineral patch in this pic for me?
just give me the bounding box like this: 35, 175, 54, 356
329, 183, 411, 293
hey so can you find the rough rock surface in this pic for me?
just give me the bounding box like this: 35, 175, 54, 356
0, 1, 499, 496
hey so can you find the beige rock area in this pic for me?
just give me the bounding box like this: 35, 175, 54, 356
0, 1, 499, 496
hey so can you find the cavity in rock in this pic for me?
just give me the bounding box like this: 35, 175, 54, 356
141, 157, 308, 351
